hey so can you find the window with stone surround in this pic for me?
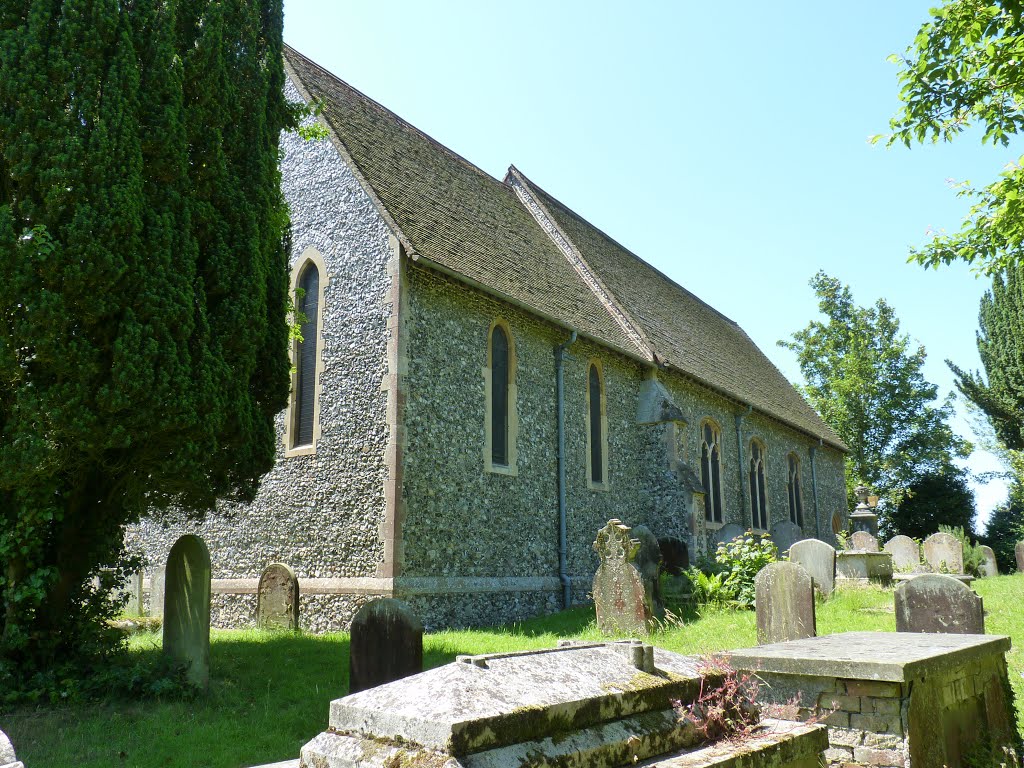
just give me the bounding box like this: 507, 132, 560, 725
787, 453, 804, 527
586, 360, 609, 489
700, 420, 724, 523
749, 439, 768, 530
484, 320, 518, 474
285, 248, 327, 456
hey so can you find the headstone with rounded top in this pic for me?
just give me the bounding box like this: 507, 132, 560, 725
769, 521, 803, 556
884, 535, 920, 571
789, 538, 837, 597
895, 574, 984, 634
163, 534, 212, 689
1016, 541, 1024, 572
923, 532, 964, 574
592, 519, 651, 636
849, 531, 880, 552
979, 546, 999, 578
349, 598, 423, 694
257, 562, 300, 630
632, 525, 664, 619
755, 561, 816, 645
711, 523, 744, 549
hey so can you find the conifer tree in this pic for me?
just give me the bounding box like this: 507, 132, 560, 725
0, 0, 294, 693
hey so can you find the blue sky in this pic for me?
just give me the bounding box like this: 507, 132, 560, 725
282, 1, 1016, 523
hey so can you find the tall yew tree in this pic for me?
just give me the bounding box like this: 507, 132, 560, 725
0, 0, 294, 692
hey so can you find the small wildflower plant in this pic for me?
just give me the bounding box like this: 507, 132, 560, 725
672, 655, 761, 743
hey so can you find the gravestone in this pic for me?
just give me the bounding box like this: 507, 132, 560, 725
923, 532, 964, 574
257, 562, 299, 630
895, 574, 984, 634
125, 570, 144, 615
349, 598, 423, 694
657, 536, 688, 576
769, 521, 803, 556
789, 538, 836, 597
849, 530, 879, 552
711, 523, 744, 549
1016, 541, 1024, 572
754, 561, 816, 645
884, 535, 920, 571
0, 728, 23, 768
163, 534, 212, 689
979, 545, 999, 578
150, 565, 166, 618
632, 525, 664, 618
592, 519, 651, 635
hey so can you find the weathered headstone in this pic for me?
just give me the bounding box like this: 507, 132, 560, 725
849, 530, 879, 552
658, 536, 689, 576
754, 562, 816, 645
1016, 541, 1024, 572
592, 519, 651, 636
769, 521, 803, 556
0, 728, 23, 768
150, 565, 166, 618
125, 570, 144, 616
883, 535, 920, 571
349, 598, 423, 694
711, 523, 744, 549
632, 525, 664, 618
895, 574, 984, 634
257, 562, 299, 630
789, 538, 837, 597
979, 545, 999, 578
923, 532, 964, 574
163, 534, 212, 689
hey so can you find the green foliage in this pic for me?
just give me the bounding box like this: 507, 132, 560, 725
939, 524, 987, 577
713, 533, 778, 609
0, 0, 296, 696
884, 1, 1024, 275
675, 656, 761, 743
985, 484, 1024, 572
683, 568, 739, 611
891, 466, 978, 540
780, 272, 972, 518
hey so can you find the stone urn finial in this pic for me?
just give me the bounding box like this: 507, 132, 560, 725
850, 485, 878, 537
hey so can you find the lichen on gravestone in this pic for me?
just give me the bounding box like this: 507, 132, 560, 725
592, 519, 652, 636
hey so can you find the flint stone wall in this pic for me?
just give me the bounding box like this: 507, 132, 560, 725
126, 77, 392, 629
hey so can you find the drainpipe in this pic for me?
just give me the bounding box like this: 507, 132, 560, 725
735, 404, 752, 523
810, 440, 822, 539
555, 330, 578, 609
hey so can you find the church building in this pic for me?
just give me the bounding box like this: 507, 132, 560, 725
130, 47, 848, 631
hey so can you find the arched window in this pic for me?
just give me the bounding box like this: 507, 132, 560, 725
490, 325, 510, 466
787, 453, 804, 527
587, 361, 608, 487
749, 439, 768, 530
700, 420, 724, 523
290, 256, 323, 451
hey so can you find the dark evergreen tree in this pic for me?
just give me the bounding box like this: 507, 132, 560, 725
888, 467, 978, 541
984, 484, 1024, 573
950, 268, 1024, 451
0, 0, 294, 694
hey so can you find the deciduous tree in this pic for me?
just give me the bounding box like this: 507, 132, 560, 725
0, 0, 294, 695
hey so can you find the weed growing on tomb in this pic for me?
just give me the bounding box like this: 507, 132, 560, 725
673, 655, 761, 743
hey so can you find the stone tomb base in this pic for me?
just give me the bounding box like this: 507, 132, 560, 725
728, 632, 1016, 768
835, 551, 893, 587
300, 640, 827, 768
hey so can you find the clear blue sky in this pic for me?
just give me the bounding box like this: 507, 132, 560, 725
282, 1, 1016, 524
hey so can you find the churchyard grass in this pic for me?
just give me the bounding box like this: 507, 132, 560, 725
3, 575, 1023, 767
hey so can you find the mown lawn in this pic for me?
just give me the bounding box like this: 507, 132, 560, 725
4, 574, 1023, 768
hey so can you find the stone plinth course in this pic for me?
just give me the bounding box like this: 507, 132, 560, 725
593, 519, 652, 635
849, 531, 879, 552
979, 545, 998, 577
768, 521, 803, 556
895, 574, 985, 635
301, 640, 828, 768
257, 562, 299, 630
755, 562, 815, 645
163, 534, 211, 689
788, 539, 836, 597
349, 598, 423, 694
922, 532, 963, 574
883, 535, 919, 571
835, 551, 893, 587
728, 632, 1015, 768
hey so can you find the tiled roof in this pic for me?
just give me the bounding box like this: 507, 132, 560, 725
283, 46, 846, 451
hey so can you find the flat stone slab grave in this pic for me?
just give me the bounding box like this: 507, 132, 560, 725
300, 640, 828, 768
728, 631, 1015, 768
